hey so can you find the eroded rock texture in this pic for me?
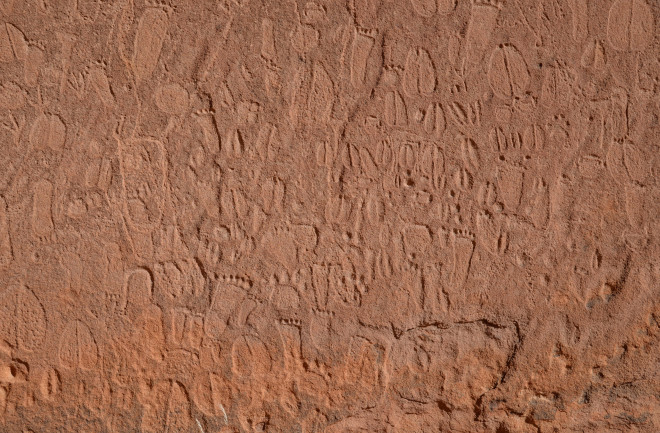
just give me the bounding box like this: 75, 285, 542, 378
0, 0, 658, 432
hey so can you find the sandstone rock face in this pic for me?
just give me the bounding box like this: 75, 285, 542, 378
0, 1, 658, 432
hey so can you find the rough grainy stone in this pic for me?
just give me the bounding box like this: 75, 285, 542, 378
0, 1, 658, 432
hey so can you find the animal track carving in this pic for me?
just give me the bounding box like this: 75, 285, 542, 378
464, 0, 502, 66
607, 0, 654, 52
118, 138, 167, 234
450, 229, 475, 292
488, 44, 530, 100
0, 285, 46, 352
38, 367, 61, 401
422, 102, 445, 137
350, 0, 382, 26
231, 335, 272, 379
140, 380, 192, 433
343, 336, 386, 408
0, 23, 27, 63
132, 8, 169, 83
261, 18, 276, 62
496, 162, 524, 211
58, 320, 98, 370
403, 47, 435, 98
29, 114, 66, 152
193, 371, 231, 418
350, 28, 376, 89
476, 210, 507, 255
384, 89, 408, 127
447, 99, 481, 129
458, 134, 481, 171
568, 0, 589, 42
154, 259, 204, 302
308, 62, 335, 125
529, 177, 549, 229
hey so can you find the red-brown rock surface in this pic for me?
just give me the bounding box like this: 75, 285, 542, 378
0, 1, 658, 432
